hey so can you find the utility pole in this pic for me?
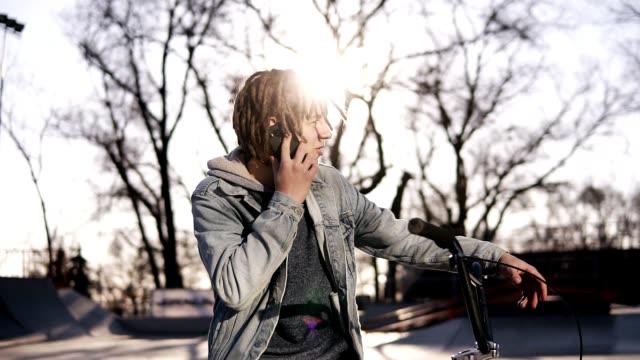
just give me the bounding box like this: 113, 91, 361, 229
0, 13, 25, 142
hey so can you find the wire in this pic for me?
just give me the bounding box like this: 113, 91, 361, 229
463, 255, 583, 360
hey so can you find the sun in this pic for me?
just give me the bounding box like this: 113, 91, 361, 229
260, 2, 393, 127
294, 51, 348, 100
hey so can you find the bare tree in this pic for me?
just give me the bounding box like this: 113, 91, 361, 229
94, 239, 155, 316
522, 184, 639, 251
614, 1, 640, 110
230, 0, 637, 303
511, 1, 640, 252
59, 0, 231, 288
235, 1, 401, 302
383, 171, 413, 303
630, 189, 640, 247
1, 113, 56, 277
577, 185, 626, 248
408, 0, 631, 241
242, 0, 395, 193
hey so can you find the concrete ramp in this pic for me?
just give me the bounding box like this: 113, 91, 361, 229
0, 277, 87, 340
58, 288, 210, 336
58, 288, 129, 336
0, 296, 31, 339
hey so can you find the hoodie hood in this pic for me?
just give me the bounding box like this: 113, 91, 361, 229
206, 147, 268, 192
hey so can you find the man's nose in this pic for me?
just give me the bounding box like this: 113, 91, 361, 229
317, 120, 333, 140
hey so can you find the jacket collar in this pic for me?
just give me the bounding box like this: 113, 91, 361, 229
208, 146, 330, 193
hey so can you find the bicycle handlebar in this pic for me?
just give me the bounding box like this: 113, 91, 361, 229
408, 219, 585, 360
408, 218, 499, 359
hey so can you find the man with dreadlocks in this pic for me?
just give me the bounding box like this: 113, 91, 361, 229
192, 69, 547, 359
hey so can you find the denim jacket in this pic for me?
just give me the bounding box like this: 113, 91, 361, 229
192, 147, 506, 360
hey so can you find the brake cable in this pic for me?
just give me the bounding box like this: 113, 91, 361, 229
463, 255, 584, 360
407, 218, 583, 359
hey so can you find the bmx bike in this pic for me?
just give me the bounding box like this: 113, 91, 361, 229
408, 218, 583, 360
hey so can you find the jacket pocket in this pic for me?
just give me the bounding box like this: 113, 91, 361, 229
211, 306, 235, 359
340, 214, 357, 276
339, 213, 354, 239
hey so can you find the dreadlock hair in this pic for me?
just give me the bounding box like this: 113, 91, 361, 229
232, 69, 328, 163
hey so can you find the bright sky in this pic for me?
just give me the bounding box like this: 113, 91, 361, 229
1, 1, 639, 276
0, 0, 101, 275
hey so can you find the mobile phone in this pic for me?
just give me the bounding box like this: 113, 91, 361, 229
268, 122, 300, 160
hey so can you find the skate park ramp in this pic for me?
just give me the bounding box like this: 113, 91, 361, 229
3, 276, 637, 359
1, 285, 639, 360
57, 288, 128, 336
0, 277, 209, 341
0, 277, 87, 341
60, 287, 211, 336
0, 295, 31, 340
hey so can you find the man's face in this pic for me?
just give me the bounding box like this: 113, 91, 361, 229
298, 114, 333, 157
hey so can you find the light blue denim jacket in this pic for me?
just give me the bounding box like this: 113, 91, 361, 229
192, 147, 506, 360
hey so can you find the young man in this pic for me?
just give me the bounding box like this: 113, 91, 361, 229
192, 69, 547, 359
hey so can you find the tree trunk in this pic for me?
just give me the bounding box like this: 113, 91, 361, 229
159, 148, 183, 288
384, 172, 413, 303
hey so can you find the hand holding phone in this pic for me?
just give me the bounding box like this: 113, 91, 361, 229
268, 121, 318, 204
269, 122, 300, 160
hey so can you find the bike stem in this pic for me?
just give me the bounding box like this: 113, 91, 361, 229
406, 219, 501, 359
447, 237, 500, 359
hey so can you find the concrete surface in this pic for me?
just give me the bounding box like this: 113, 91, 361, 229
2, 308, 639, 359
2, 277, 639, 359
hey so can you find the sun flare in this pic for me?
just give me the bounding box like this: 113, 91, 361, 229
287, 42, 387, 129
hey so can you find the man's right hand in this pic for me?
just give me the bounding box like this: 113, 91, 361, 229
271, 135, 319, 204
498, 253, 548, 309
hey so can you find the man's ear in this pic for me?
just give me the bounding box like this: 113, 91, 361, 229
268, 116, 278, 127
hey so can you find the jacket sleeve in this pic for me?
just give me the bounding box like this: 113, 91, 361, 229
340, 175, 506, 272
192, 180, 303, 311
